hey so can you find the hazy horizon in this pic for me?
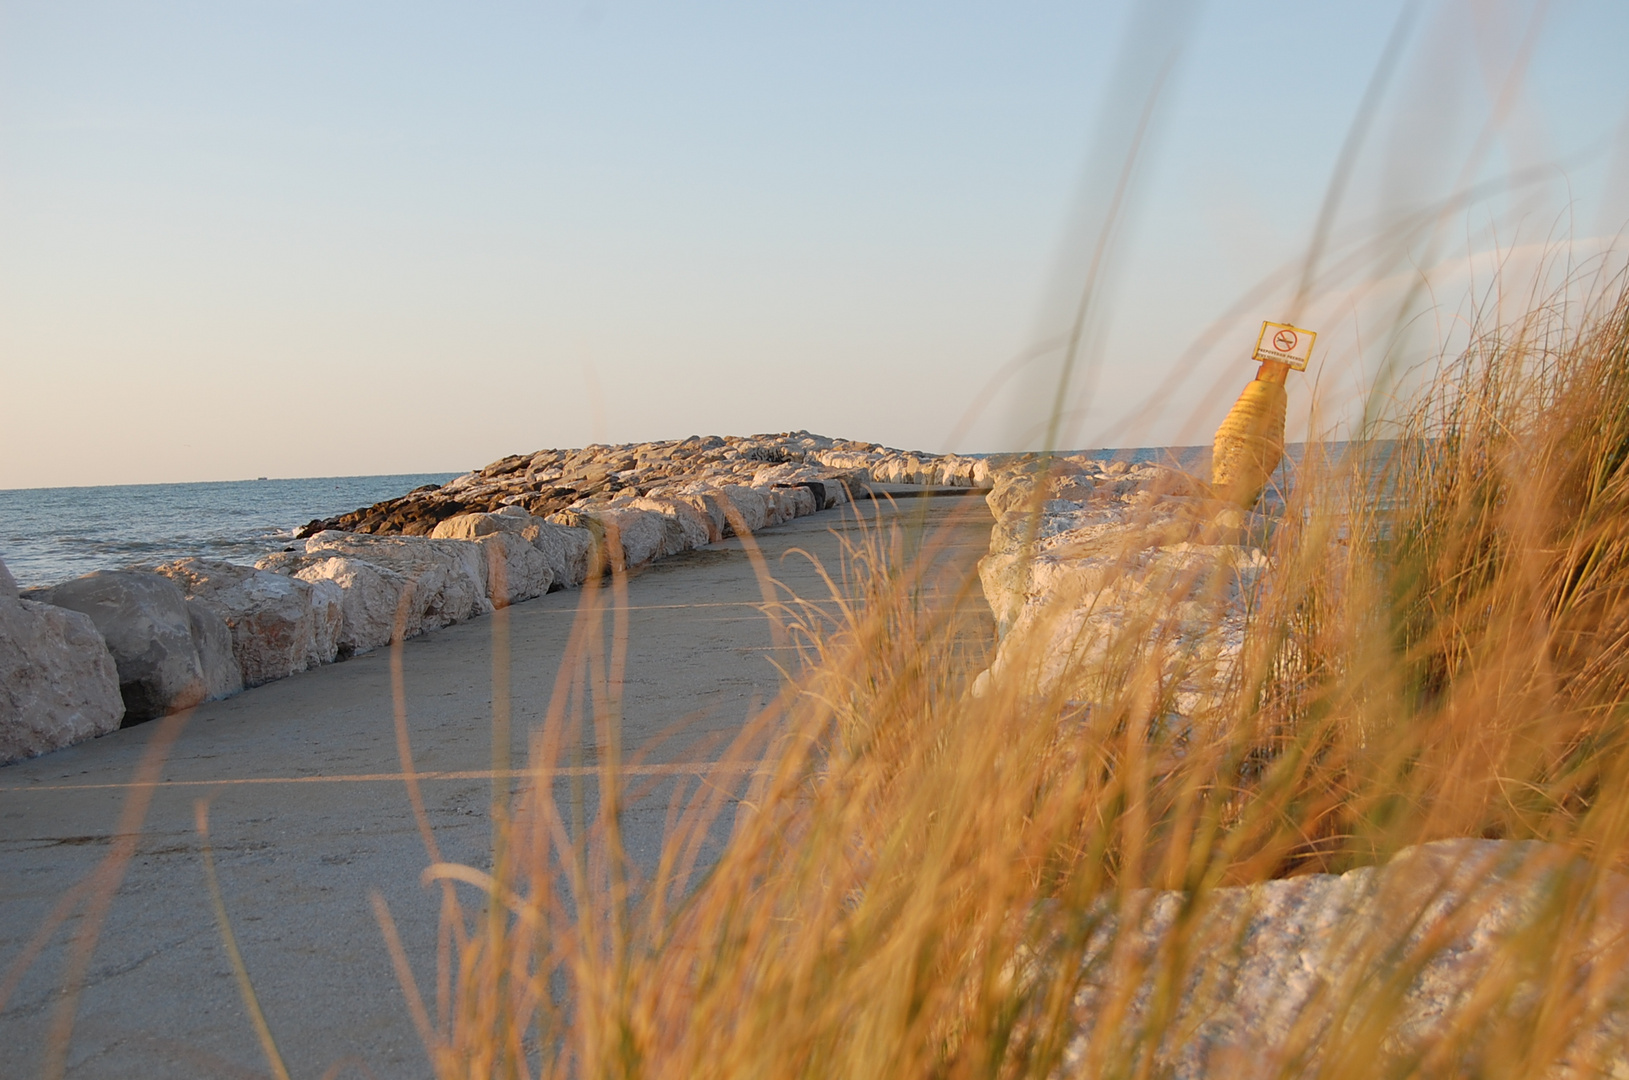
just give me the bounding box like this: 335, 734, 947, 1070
4, 1, 1627, 488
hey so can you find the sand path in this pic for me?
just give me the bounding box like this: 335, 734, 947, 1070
0, 494, 992, 1079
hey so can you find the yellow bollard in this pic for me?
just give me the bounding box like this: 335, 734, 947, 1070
1211, 359, 1289, 509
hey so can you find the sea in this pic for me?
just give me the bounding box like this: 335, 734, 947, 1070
0, 445, 1244, 591
0, 474, 460, 589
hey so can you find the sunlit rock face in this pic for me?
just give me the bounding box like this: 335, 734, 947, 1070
253, 552, 410, 658
430, 512, 556, 604
291, 431, 982, 540
1051, 840, 1629, 1080
290, 534, 493, 633
150, 558, 342, 687
971, 456, 1270, 711
26, 569, 242, 721
0, 557, 124, 763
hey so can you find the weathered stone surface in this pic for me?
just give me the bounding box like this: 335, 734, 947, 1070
186, 598, 243, 700
297, 533, 492, 631
664, 487, 732, 540
293, 432, 969, 541
0, 558, 124, 762
971, 458, 1269, 709
29, 570, 242, 721
976, 537, 1265, 709
1054, 840, 1629, 1079
580, 507, 667, 570
527, 519, 594, 589
432, 509, 592, 588
428, 512, 555, 605
152, 559, 342, 687
626, 497, 716, 554
773, 485, 817, 519
718, 485, 770, 534
472, 532, 553, 606
256, 553, 413, 657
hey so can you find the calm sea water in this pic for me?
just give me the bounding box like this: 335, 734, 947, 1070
0, 474, 458, 588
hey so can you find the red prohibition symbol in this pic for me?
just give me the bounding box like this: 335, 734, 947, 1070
1272, 328, 1299, 353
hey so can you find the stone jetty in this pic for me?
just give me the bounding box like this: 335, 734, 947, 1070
293, 431, 990, 538
0, 432, 987, 764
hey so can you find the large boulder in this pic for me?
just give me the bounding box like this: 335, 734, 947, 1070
550, 507, 668, 571
477, 508, 596, 589
0, 559, 124, 763
28, 570, 243, 722
971, 461, 1269, 712
625, 497, 716, 554
471, 531, 552, 606
775, 484, 818, 518
1058, 840, 1629, 1078
256, 552, 413, 657
528, 519, 594, 589
428, 513, 555, 605
663, 485, 734, 539
592, 508, 666, 569
298, 532, 492, 630
152, 559, 343, 687
717, 485, 770, 535
185, 599, 241, 700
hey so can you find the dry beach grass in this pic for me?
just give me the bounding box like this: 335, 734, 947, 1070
16, 8, 1629, 1072
316, 273, 1629, 1078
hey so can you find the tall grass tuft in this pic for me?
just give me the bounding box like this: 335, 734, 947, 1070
391, 273, 1629, 1077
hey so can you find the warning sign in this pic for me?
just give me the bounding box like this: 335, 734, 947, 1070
1252, 321, 1317, 370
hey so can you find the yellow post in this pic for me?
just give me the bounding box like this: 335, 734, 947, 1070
1211, 358, 1289, 509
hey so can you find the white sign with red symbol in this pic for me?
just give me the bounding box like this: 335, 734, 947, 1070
1252, 321, 1317, 370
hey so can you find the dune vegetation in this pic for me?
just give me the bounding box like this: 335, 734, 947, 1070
328, 268, 1629, 1079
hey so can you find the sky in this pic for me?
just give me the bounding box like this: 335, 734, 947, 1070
2, 0, 1628, 488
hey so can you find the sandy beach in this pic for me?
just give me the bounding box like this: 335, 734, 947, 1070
0, 495, 994, 1079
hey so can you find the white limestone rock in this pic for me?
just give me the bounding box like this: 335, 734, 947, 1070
298, 533, 492, 631
975, 538, 1265, 708
772, 485, 818, 519
1054, 840, 1629, 1079
626, 497, 717, 554
426, 514, 554, 606
588, 507, 668, 569
662, 487, 731, 541
29, 570, 243, 721
432, 510, 592, 591
153, 558, 342, 687
528, 520, 594, 589
185, 598, 243, 701
972, 460, 1268, 710
472, 530, 553, 606
0, 558, 124, 763
717, 485, 769, 535
257, 553, 413, 657
759, 486, 792, 527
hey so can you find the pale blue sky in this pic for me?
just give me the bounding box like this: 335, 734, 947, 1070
3, 1, 1627, 487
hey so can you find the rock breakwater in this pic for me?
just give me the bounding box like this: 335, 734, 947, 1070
1, 432, 986, 764
294, 431, 989, 538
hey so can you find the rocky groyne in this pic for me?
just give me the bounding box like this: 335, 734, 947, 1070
0, 432, 988, 765
293, 432, 990, 538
